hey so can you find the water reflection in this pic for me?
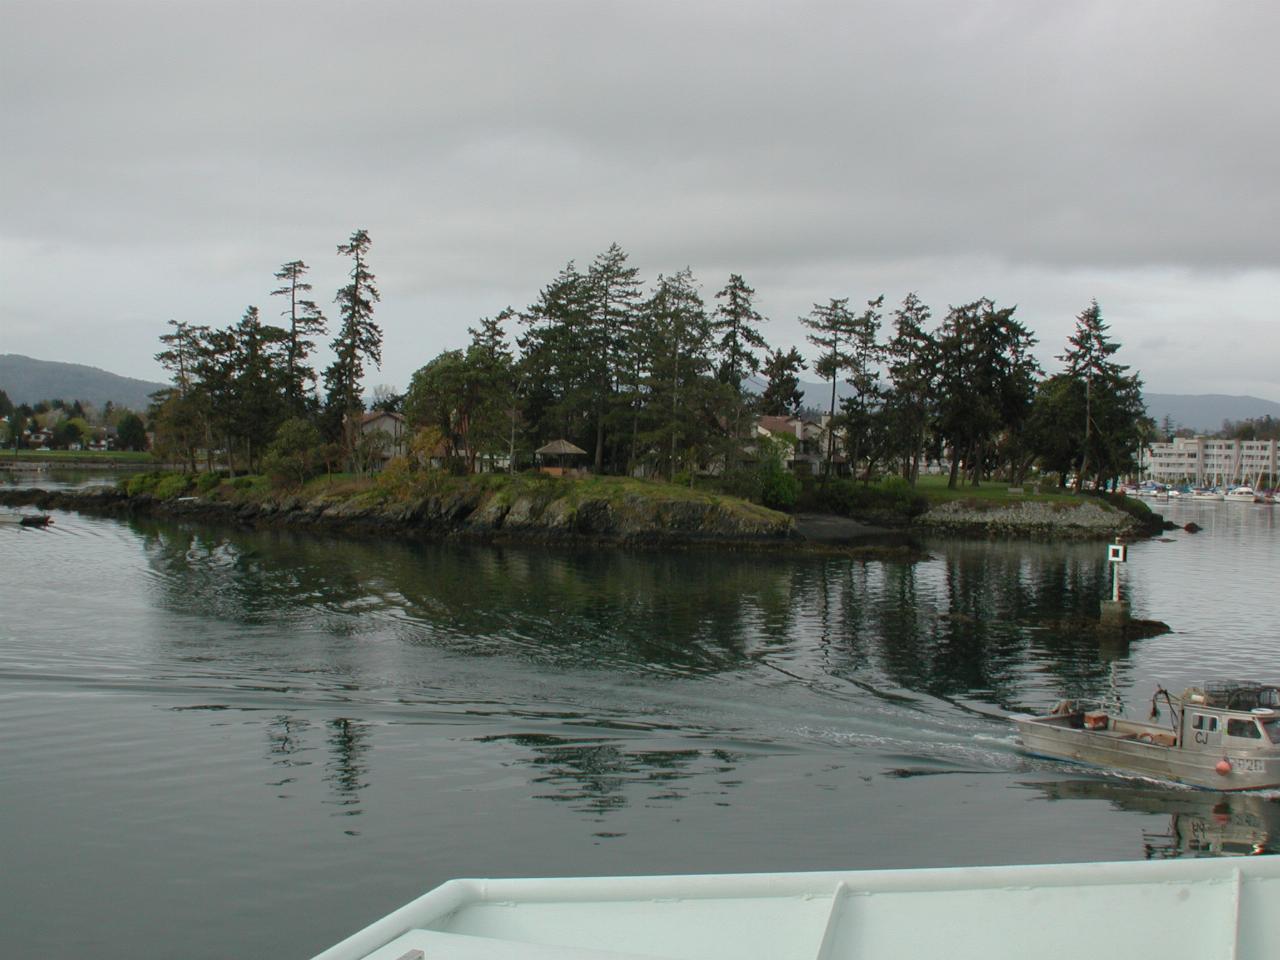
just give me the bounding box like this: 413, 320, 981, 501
324, 718, 370, 827
1025, 779, 1280, 857
480, 733, 742, 817
265, 715, 314, 795
116, 514, 1278, 840
130, 519, 1139, 703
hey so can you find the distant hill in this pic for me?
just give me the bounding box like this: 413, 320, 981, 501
772, 378, 1279, 434
0, 354, 167, 412
1143, 394, 1280, 434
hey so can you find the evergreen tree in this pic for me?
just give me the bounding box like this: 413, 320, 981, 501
585, 244, 643, 472
1055, 300, 1145, 488
517, 261, 594, 454
271, 260, 327, 413
155, 319, 207, 399
800, 298, 856, 479
638, 269, 720, 481
711, 273, 769, 390
710, 273, 770, 468
228, 305, 292, 470
759, 347, 807, 417
837, 295, 885, 480
323, 229, 382, 444
154, 319, 210, 470
934, 299, 1039, 488
116, 412, 147, 451
883, 293, 937, 484
464, 310, 517, 471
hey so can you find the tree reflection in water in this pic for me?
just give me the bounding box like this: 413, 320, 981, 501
131, 518, 1151, 706
323, 718, 370, 831
479, 733, 743, 817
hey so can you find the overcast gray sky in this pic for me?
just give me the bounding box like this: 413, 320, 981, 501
3, 0, 1278, 400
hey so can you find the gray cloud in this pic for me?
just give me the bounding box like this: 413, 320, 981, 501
2, 0, 1277, 400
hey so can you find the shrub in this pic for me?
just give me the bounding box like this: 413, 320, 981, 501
798, 475, 927, 519
263, 418, 324, 488
124, 471, 165, 496
758, 459, 800, 511
374, 455, 419, 498
153, 473, 193, 500
195, 471, 222, 494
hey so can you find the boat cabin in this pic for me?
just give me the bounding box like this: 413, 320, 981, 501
1179, 681, 1280, 749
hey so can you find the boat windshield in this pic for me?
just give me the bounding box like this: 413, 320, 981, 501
1261, 718, 1280, 745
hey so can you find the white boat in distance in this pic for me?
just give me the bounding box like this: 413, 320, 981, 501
1191, 488, 1225, 501
312, 857, 1280, 960
1016, 681, 1280, 790
1225, 486, 1261, 502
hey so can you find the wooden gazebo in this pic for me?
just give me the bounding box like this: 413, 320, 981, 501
535, 438, 587, 476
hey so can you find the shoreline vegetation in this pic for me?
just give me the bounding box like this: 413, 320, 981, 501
0, 468, 1163, 550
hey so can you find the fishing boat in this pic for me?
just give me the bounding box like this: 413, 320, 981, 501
1015, 680, 1280, 790
311, 857, 1280, 960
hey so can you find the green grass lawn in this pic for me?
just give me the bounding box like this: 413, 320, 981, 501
5, 448, 153, 464
913, 473, 1080, 504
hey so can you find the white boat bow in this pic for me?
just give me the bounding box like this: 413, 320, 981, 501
313, 856, 1280, 960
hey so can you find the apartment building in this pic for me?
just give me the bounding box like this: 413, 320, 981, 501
1143, 436, 1278, 486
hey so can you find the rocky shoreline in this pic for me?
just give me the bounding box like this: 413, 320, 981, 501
2, 481, 1155, 549
1, 484, 807, 549
913, 498, 1158, 540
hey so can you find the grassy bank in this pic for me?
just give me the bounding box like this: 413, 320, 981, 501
4, 449, 153, 465
114, 469, 793, 539
913, 474, 1079, 504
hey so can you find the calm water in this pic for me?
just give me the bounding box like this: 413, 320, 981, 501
1, 485, 1277, 958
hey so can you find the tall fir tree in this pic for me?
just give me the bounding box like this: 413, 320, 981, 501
638, 269, 718, 481
323, 229, 382, 444
271, 260, 327, 414
759, 347, 807, 417
800, 298, 856, 479
884, 292, 937, 484
934, 299, 1038, 488
838, 295, 885, 479
711, 273, 769, 466
585, 244, 643, 473
517, 261, 594, 452
1055, 299, 1144, 487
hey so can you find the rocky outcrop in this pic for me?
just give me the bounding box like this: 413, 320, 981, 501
0, 485, 797, 547
912, 498, 1143, 539
2, 484, 1160, 546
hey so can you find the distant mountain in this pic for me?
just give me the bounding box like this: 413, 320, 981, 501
770, 378, 1279, 434
1143, 394, 1280, 434
0, 354, 167, 412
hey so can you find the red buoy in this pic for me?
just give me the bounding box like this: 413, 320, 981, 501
1215, 759, 1232, 776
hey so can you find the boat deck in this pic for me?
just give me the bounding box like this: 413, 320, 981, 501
314, 857, 1280, 960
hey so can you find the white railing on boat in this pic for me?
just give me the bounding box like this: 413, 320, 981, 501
313, 855, 1280, 960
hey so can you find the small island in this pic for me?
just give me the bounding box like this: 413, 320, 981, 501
0, 467, 1159, 551
3, 241, 1193, 549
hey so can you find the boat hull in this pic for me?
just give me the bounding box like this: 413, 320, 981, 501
1016, 716, 1280, 790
